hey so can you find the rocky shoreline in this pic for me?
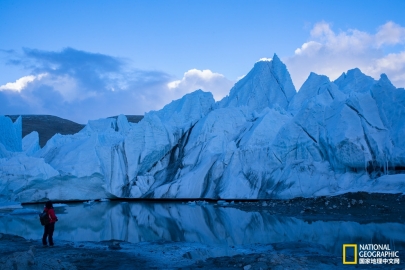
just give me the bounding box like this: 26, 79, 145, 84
225, 192, 405, 223
0, 233, 344, 270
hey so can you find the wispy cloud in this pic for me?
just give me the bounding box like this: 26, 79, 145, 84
285, 21, 405, 90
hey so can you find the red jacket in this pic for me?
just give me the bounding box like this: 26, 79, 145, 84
44, 207, 58, 223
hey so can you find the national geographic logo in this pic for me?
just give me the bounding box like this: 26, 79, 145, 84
343, 244, 357, 264
343, 244, 400, 265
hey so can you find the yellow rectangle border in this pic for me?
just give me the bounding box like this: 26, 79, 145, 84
343, 244, 357, 264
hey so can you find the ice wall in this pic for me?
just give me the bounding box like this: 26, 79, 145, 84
0, 115, 22, 152
0, 56, 404, 202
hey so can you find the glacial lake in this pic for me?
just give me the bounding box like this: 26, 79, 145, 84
0, 201, 404, 256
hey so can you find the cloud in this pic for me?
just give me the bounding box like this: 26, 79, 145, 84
0, 48, 176, 123
294, 41, 322, 55
285, 21, 405, 90
375, 21, 405, 47
22, 47, 126, 98
369, 51, 405, 83
167, 69, 234, 101
0, 74, 46, 92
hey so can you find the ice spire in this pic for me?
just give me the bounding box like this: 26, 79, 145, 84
218, 53, 296, 112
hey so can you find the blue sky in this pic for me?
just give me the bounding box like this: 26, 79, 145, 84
1, 0, 405, 123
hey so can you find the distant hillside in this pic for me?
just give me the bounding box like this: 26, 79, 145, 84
6, 115, 85, 147
6, 115, 144, 147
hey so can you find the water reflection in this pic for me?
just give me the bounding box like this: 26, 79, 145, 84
0, 201, 404, 255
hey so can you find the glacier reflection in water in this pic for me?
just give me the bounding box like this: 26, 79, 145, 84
0, 201, 404, 255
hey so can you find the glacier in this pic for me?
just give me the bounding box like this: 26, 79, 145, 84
0, 54, 404, 202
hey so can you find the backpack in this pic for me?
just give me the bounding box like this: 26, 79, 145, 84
39, 210, 50, 226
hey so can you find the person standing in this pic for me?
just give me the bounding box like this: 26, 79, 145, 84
42, 201, 58, 247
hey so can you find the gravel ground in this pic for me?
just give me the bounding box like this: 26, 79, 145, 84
0, 234, 343, 270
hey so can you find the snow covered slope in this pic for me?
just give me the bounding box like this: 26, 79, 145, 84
0, 55, 404, 202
